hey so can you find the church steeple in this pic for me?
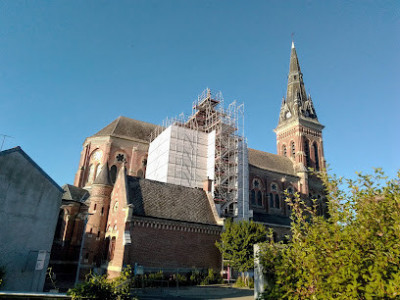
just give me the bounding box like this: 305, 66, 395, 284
278, 42, 320, 126
275, 42, 326, 189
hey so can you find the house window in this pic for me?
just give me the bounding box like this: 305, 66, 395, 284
269, 193, 274, 208
93, 203, 97, 212
101, 207, 104, 216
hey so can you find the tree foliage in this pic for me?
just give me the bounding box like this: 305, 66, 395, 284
216, 219, 267, 273
259, 169, 400, 299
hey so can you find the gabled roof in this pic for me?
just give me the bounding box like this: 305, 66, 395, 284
248, 148, 296, 176
127, 176, 219, 225
92, 116, 157, 142
0, 146, 63, 192
62, 184, 89, 203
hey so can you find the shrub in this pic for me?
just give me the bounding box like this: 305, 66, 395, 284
200, 268, 223, 285
68, 267, 135, 300
259, 169, 400, 299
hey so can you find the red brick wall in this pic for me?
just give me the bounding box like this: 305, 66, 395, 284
126, 219, 222, 271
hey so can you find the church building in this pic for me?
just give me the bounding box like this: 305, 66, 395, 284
50, 42, 327, 283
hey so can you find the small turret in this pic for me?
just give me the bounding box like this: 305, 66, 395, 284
93, 162, 113, 186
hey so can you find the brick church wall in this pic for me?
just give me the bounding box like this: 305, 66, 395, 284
126, 217, 222, 271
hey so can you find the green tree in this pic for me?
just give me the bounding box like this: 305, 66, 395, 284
216, 219, 267, 285
259, 169, 400, 299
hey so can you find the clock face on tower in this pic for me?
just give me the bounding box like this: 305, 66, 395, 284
285, 111, 292, 119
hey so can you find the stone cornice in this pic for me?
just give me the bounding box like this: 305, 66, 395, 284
131, 216, 222, 235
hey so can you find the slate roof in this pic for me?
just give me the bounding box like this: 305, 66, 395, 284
248, 148, 296, 176
62, 184, 89, 203
127, 176, 218, 225
92, 116, 158, 142
252, 212, 291, 227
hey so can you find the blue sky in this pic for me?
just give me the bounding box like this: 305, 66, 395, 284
0, 0, 398, 185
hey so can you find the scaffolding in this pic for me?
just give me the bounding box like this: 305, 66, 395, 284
148, 88, 247, 218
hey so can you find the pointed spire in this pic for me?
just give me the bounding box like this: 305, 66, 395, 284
93, 162, 113, 186
276, 42, 321, 127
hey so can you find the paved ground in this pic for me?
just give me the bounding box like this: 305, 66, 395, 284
133, 284, 254, 300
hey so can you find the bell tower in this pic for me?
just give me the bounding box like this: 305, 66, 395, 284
274, 42, 326, 194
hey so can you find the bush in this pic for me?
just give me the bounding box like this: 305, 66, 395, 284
200, 268, 223, 285
259, 169, 400, 299
68, 267, 135, 300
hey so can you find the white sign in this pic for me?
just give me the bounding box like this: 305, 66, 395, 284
35, 250, 47, 271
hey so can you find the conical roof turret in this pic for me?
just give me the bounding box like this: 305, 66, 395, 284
93, 162, 113, 186
277, 42, 321, 127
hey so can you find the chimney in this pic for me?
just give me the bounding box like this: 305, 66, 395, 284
203, 177, 213, 193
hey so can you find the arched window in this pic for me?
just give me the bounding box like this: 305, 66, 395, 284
275, 194, 280, 209
313, 143, 320, 171
304, 140, 310, 167
269, 193, 274, 208
251, 190, 256, 205
291, 141, 295, 158
257, 191, 262, 206
110, 165, 117, 183
282, 145, 287, 157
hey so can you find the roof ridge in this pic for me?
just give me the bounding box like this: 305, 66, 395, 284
0, 146, 63, 192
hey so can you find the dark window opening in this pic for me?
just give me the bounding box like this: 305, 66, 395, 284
93, 204, 97, 211
97, 231, 100, 238
257, 191, 262, 207
110, 165, 117, 183
251, 190, 256, 205
283, 145, 287, 157
291, 141, 295, 158
314, 143, 320, 171
304, 140, 310, 167
116, 154, 125, 162
275, 194, 280, 209
269, 193, 274, 208
101, 207, 104, 216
